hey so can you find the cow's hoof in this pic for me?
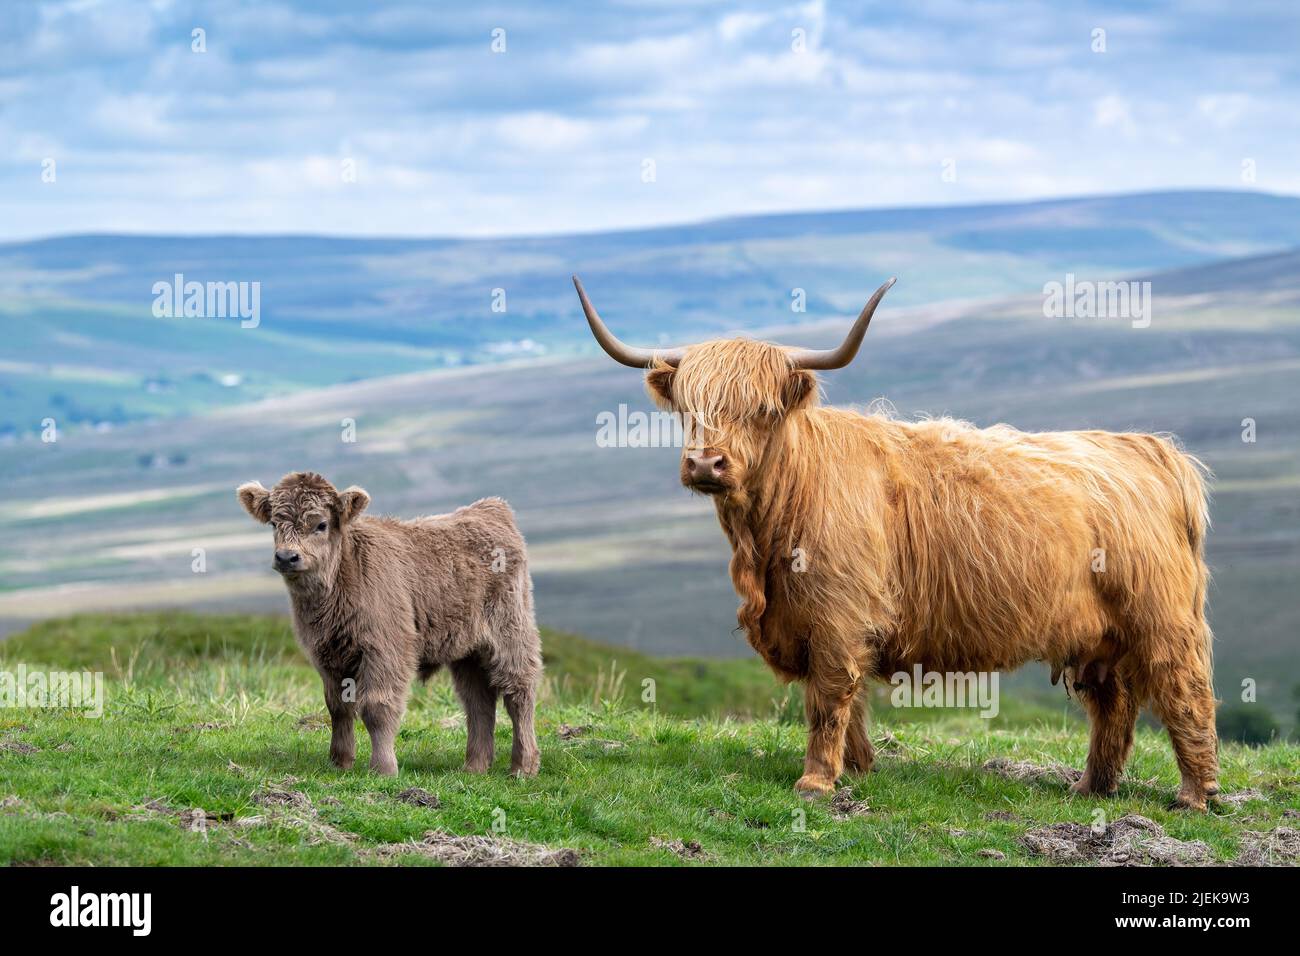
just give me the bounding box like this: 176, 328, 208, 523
369, 759, 398, 777
1170, 788, 1209, 812
463, 761, 492, 774
330, 753, 354, 771
794, 774, 835, 798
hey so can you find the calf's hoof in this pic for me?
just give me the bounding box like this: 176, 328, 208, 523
794, 774, 836, 798
463, 759, 492, 774
330, 752, 355, 771
510, 753, 540, 777
369, 757, 398, 777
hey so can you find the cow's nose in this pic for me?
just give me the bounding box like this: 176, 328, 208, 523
685, 452, 727, 481
274, 549, 300, 569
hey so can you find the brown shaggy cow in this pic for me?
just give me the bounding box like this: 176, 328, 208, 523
574, 275, 1219, 810
237, 472, 542, 777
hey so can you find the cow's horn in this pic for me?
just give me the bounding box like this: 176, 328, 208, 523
786, 276, 897, 370
573, 275, 685, 368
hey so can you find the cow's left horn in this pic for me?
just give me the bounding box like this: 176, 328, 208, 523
786, 277, 897, 370
573, 275, 685, 368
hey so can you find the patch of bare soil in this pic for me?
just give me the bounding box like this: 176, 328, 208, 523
0, 741, 40, 755
650, 836, 708, 860
983, 757, 1082, 786
557, 723, 591, 740
829, 787, 870, 820
977, 848, 1006, 860
1234, 827, 1300, 867
251, 784, 313, 810
1022, 814, 1214, 866
128, 798, 238, 831
129, 785, 578, 864
396, 787, 440, 809
177, 808, 235, 831
296, 713, 329, 730
376, 830, 580, 867
1216, 788, 1266, 808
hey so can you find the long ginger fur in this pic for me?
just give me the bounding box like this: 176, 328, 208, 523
647, 338, 1219, 808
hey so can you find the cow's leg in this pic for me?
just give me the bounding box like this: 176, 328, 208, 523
843, 690, 874, 775
1071, 672, 1137, 797
1146, 625, 1219, 810
322, 674, 357, 770
503, 687, 540, 777
451, 656, 498, 773
795, 656, 861, 796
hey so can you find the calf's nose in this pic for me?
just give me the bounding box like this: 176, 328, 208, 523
274, 549, 301, 569
685, 452, 727, 481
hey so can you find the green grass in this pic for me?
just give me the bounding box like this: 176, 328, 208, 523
1, 613, 1296, 866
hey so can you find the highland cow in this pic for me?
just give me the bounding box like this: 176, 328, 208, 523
237, 472, 542, 777
574, 275, 1219, 810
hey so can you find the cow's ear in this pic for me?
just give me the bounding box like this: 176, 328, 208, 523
338, 486, 370, 523
645, 365, 675, 408
782, 369, 817, 413
237, 481, 272, 524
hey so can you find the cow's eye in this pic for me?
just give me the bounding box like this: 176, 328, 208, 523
315, 521, 328, 533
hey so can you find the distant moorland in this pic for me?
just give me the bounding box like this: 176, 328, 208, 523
1, 190, 1297, 732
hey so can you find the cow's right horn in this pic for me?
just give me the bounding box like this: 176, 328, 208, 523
786, 276, 897, 370
573, 275, 685, 368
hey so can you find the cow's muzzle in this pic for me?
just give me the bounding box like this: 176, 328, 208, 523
683, 451, 729, 493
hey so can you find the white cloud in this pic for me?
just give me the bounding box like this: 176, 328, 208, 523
0, 0, 1296, 239
1092, 94, 1135, 133
1196, 93, 1251, 127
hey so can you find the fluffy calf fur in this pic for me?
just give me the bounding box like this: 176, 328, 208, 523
237, 472, 541, 777
645, 339, 1218, 810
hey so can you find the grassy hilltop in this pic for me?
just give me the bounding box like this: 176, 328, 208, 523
1, 613, 1296, 866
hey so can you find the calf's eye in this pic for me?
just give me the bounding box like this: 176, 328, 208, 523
316, 521, 328, 533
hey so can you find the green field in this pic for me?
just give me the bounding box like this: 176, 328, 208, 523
1, 613, 1296, 866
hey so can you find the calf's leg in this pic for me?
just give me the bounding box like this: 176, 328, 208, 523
322, 675, 357, 770
451, 657, 498, 773
503, 687, 540, 777
360, 697, 405, 776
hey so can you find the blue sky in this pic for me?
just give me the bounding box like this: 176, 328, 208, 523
2, 0, 1296, 240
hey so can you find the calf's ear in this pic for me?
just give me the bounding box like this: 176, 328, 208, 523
237, 481, 272, 524
338, 486, 370, 523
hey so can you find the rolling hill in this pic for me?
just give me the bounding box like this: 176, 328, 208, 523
4, 189, 1300, 432
1, 190, 1297, 730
